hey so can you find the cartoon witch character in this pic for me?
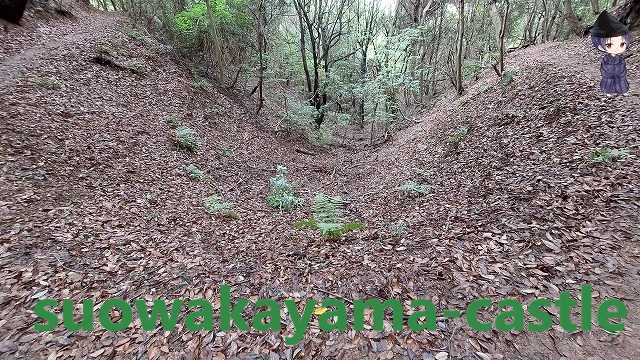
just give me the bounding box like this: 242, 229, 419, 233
590, 11, 631, 96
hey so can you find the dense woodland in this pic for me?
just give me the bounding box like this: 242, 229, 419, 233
53, 0, 636, 143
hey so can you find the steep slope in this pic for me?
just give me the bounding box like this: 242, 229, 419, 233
1, 5, 639, 360
327, 40, 640, 358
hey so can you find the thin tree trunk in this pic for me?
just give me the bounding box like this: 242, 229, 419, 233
590, 0, 599, 14
499, 0, 509, 74
488, 0, 502, 72
204, 0, 224, 84
563, 0, 582, 35
456, 0, 465, 95
255, 0, 265, 114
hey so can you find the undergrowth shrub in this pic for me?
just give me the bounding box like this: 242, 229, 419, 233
293, 193, 363, 239
174, 3, 208, 51
205, 194, 239, 219
500, 68, 517, 86
124, 60, 146, 74
35, 77, 60, 89
117, 25, 148, 42
390, 220, 408, 238
175, 126, 199, 151
395, 181, 432, 195
448, 124, 469, 146
587, 148, 630, 164
187, 164, 204, 180
165, 114, 181, 128
267, 165, 304, 211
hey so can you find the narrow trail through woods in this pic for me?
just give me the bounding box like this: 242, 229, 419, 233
1, 5, 640, 360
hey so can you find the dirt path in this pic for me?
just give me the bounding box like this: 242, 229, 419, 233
0, 7, 117, 87
1, 5, 639, 360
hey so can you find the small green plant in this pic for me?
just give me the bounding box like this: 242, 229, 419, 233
481, 84, 491, 93
193, 78, 212, 89
308, 127, 333, 147
395, 181, 432, 195
175, 126, 199, 151
187, 164, 204, 180
35, 77, 60, 90
124, 60, 146, 74
117, 25, 148, 42
218, 147, 234, 157
500, 68, 517, 86
267, 165, 304, 211
204, 194, 239, 219
448, 124, 469, 146
587, 148, 630, 164
390, 221, 408, 238
293, 193, 363, 239
96, 39, 122, 56
165, 114, 181, 128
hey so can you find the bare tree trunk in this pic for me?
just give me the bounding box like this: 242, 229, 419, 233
429, 7, 444, 95
255, 0, 265, 114
455, 0, 465, 95
488, 0, 502, 71
499, 0, 509, 74
204, 0, 224, 84
563, 0, 582, 35
545, 0, 560, 41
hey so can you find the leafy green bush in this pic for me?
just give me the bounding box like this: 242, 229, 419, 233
117, 25, 148, 42
187, 164, 204, 180
395, 181, 432, 195
124, 60, 146, 74
587, 148, 630, 164
267, 165, 304, 211
175, 126, 199, 151
165, 114, 181, 128
175, 3, 208, 32
390, 220, 408, 238
448, 124, 469, 146
500, 68, 517, 86
35, 77, 60, 90
193, 78, 212, 89
205, 194, 239, 219
293, 193, 363, 239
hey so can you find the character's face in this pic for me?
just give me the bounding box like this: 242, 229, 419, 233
603, 36, 627, 54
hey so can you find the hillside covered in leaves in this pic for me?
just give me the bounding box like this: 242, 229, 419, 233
1, 4, 640, 360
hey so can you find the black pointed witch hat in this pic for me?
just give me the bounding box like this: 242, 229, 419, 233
590, 10, 629, 37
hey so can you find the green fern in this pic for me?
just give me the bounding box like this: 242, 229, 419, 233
293, 193, 363, 239
175, 126, 199, 151
267, 166, 304, 211
187, 164, 204, 180
587, 148, 630, 164
204, 194, 239, 219
395, 181, 432, 195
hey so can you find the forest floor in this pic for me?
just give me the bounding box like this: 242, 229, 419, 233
1, 4, 640, 360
